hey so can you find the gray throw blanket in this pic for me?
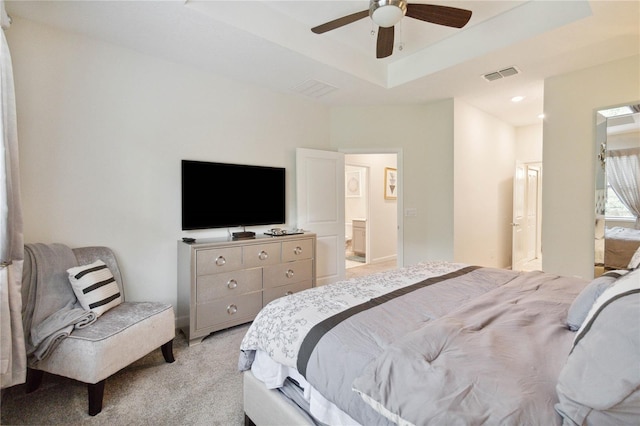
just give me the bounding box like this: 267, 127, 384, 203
22, 243, 97, 361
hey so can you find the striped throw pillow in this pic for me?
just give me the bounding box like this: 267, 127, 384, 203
67, 260, 122, 317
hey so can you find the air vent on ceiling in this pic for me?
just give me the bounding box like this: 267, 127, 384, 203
482, 66, 520, 82
291, 79, 338, 99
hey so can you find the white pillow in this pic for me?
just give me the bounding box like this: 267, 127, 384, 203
67, 260, 122, 317
556, 268, 640, 425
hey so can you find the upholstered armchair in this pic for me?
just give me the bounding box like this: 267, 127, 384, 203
22, 244, 176, 416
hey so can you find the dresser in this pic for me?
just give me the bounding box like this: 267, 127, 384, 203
177, 233, 316, 345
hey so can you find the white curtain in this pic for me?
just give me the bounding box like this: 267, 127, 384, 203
607, 147, 640, 229
0, 0, 26, 388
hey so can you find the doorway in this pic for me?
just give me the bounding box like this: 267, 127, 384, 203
344, 153, 398, 270
296, 148, 401, 286
512, 162, 542, 271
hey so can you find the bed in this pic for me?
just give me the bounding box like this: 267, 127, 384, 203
604, 226, 640, 269
238, 261, 640, 426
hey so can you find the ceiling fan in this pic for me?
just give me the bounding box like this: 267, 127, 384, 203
311, 0, 472, 59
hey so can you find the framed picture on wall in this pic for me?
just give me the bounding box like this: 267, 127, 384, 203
346, 171, 361, 197
384, 167, 397, 200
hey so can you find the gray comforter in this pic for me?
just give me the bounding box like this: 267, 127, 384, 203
352, 270, 586, 425
240, 262, 524, 425
240, 263, 591, 425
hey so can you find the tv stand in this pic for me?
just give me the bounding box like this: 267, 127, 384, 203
232, 231, 255, 240
177, 233, 316, 345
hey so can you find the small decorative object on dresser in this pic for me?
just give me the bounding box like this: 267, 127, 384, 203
177, 233, 316, 345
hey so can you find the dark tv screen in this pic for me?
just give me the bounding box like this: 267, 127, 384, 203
181, 160, 286, 230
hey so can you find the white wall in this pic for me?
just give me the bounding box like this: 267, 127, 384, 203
608, 129, 640, 150
331, 101, 455, 266
453, 100, 516, 268
11, 16, 638, 311
516, 124, 543, 163
542, 54, 640, 279
332, 100, 520, 269
7, 18, 332, 306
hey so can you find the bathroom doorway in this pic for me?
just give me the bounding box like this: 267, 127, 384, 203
344, 153, 398, 269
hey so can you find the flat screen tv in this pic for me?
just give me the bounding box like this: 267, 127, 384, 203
181, 160, 286, 230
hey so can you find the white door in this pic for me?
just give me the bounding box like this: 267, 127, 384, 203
512, 162, 542, 270
296, 148, 345, 286
512, 163, 527, 270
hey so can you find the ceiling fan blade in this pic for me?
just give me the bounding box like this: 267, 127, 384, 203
406, 4, 472, 28
377, 26, 394, 59
311, 10, 369, 34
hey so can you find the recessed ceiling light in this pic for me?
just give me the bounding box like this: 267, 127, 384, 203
511, 96, 525, 103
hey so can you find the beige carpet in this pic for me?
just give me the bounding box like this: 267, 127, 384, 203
0, 323, 250, 425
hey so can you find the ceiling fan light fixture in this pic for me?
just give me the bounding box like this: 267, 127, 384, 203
370, 0, 407, 28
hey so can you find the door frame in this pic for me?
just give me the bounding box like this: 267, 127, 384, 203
527, 163, 543, 260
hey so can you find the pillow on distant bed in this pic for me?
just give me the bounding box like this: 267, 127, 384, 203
556, 268, 640, 425
628, 246, 640, 269
566, 270, 628, 331
67, 260, 122, 317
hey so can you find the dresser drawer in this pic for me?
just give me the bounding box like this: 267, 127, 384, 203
282, 238, 313, 262
196, 268, 262, 303
196, 292, 262, 330
196, 247, 243, 275
263, 280, 312, 306
263, 259, 313, 289
243, 242, 281, 268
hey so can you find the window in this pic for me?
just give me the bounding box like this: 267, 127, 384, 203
606, 185, 634, 218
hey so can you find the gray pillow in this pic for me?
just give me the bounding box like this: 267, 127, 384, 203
566, 270, 627, 331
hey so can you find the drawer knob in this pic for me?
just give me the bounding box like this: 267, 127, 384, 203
227, 279, 238, 289
294, 246, 303, 255
227, 304, 238, 315
286, 269, 294, 279
215, 256, 226, 266
285, 291, 293, 296
258, 250, 268, 261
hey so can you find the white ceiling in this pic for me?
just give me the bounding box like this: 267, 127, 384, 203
5, 0, 640, 127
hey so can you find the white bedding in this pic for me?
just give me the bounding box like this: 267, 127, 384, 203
239, 261, 468, 371
251, 350, 359, 426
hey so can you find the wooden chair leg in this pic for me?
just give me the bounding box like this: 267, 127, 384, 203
25, 368, 44, 393
161, 339, 175, 363
88, 380, 106, 416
